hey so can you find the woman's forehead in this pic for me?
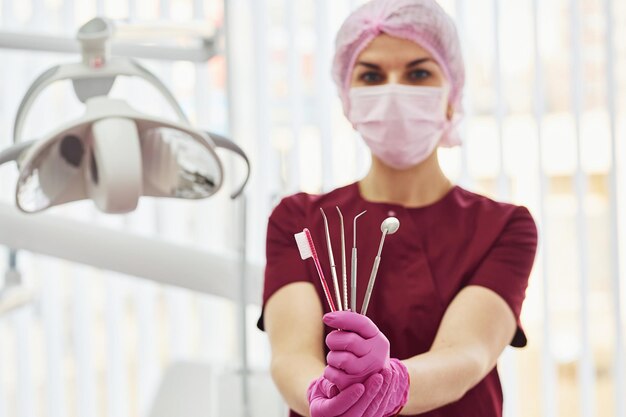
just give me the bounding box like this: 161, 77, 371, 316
356, 34, 434, 66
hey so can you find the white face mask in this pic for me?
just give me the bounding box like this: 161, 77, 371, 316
348, 84, 451, 170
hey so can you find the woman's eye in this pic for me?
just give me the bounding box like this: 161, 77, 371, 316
360, 72, 384, 83
408, 69, 431, 80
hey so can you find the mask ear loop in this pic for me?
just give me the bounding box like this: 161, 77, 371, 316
439, 83, 463, 148
85, 118, 143, 213
440, 83, 452, 114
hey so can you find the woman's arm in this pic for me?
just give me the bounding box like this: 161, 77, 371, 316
399, 285, 517, 415
265, 282, 327, 416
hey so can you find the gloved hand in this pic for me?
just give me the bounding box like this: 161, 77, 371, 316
323, 311, 390, 389
308, 367, 408, 417
322, 311, 410, 416
308, 373, 386, 417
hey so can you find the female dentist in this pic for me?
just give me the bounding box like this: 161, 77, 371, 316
257, 0, 538, 416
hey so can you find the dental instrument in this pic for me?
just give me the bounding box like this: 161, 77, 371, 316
320, 208, 343, 311
336, 207, 348, 313
361, 217, 400, 316
294, 228, 337, 312
351, 210, 367, 312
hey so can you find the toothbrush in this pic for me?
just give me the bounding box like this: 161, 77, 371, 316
361, 217, 400, 316
351, 210, 367, 312
294, 228, 337, 312
336, 207, 348, 312
320, 208, 343, 311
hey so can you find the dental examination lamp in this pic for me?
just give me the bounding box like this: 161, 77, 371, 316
0, 17, 250, 214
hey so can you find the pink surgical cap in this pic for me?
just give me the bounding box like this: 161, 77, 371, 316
332, 0, 465, 146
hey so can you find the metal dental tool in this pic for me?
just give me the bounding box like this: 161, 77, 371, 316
351, 210, 367, 312
321, 208, 343, 311
361, 217, 400, 316
336, 207, 348, 312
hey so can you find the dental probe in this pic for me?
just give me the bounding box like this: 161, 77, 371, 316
361, 217, 400, 316
351, 210, 367, 312
321, 208, 343, 310
336, 206, 348, 312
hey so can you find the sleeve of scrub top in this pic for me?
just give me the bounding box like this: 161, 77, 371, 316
257, 194, 312, 332
466, 206, 538, 347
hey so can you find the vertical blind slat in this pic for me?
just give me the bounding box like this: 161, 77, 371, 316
135, 282, 159, 417
106, 278, 129, 417
491, 2, 518, 416
454, 0, 471, 188
0, 321, 5, 417
128, 0, 136, 20
72, 272, 98, 417
250, 0, 273, 220
603, 0, 626, 415
492, 0, 508, 198
156, 0, 194, 365
96, 0, 104, 17
314, 0, 334, 192
569, 0, 595, 415
0, 260, 6, 417
14, 309, 35, 417
286, 0, 302, 194
531, 0, 558, 416
41, 262, 67, 417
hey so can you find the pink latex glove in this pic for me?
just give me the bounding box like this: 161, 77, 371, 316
368, 360, 410, 416
323, 311, 410, 416
308, 367, 409, 417
323, 311, 390, 390
308, 373, 387, 417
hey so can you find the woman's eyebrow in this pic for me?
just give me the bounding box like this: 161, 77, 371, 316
356, 62, 381, 70
356, 58, 433, 70
406, 58, 433, 67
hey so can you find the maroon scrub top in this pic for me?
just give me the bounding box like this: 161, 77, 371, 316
257, 181, 538, 417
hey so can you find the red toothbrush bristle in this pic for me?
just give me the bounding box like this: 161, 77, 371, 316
303, 228, 336, 312
304, 229, 318, 257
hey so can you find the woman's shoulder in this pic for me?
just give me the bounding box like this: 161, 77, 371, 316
441, 187, 538, 257
450, 186, 536, 227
